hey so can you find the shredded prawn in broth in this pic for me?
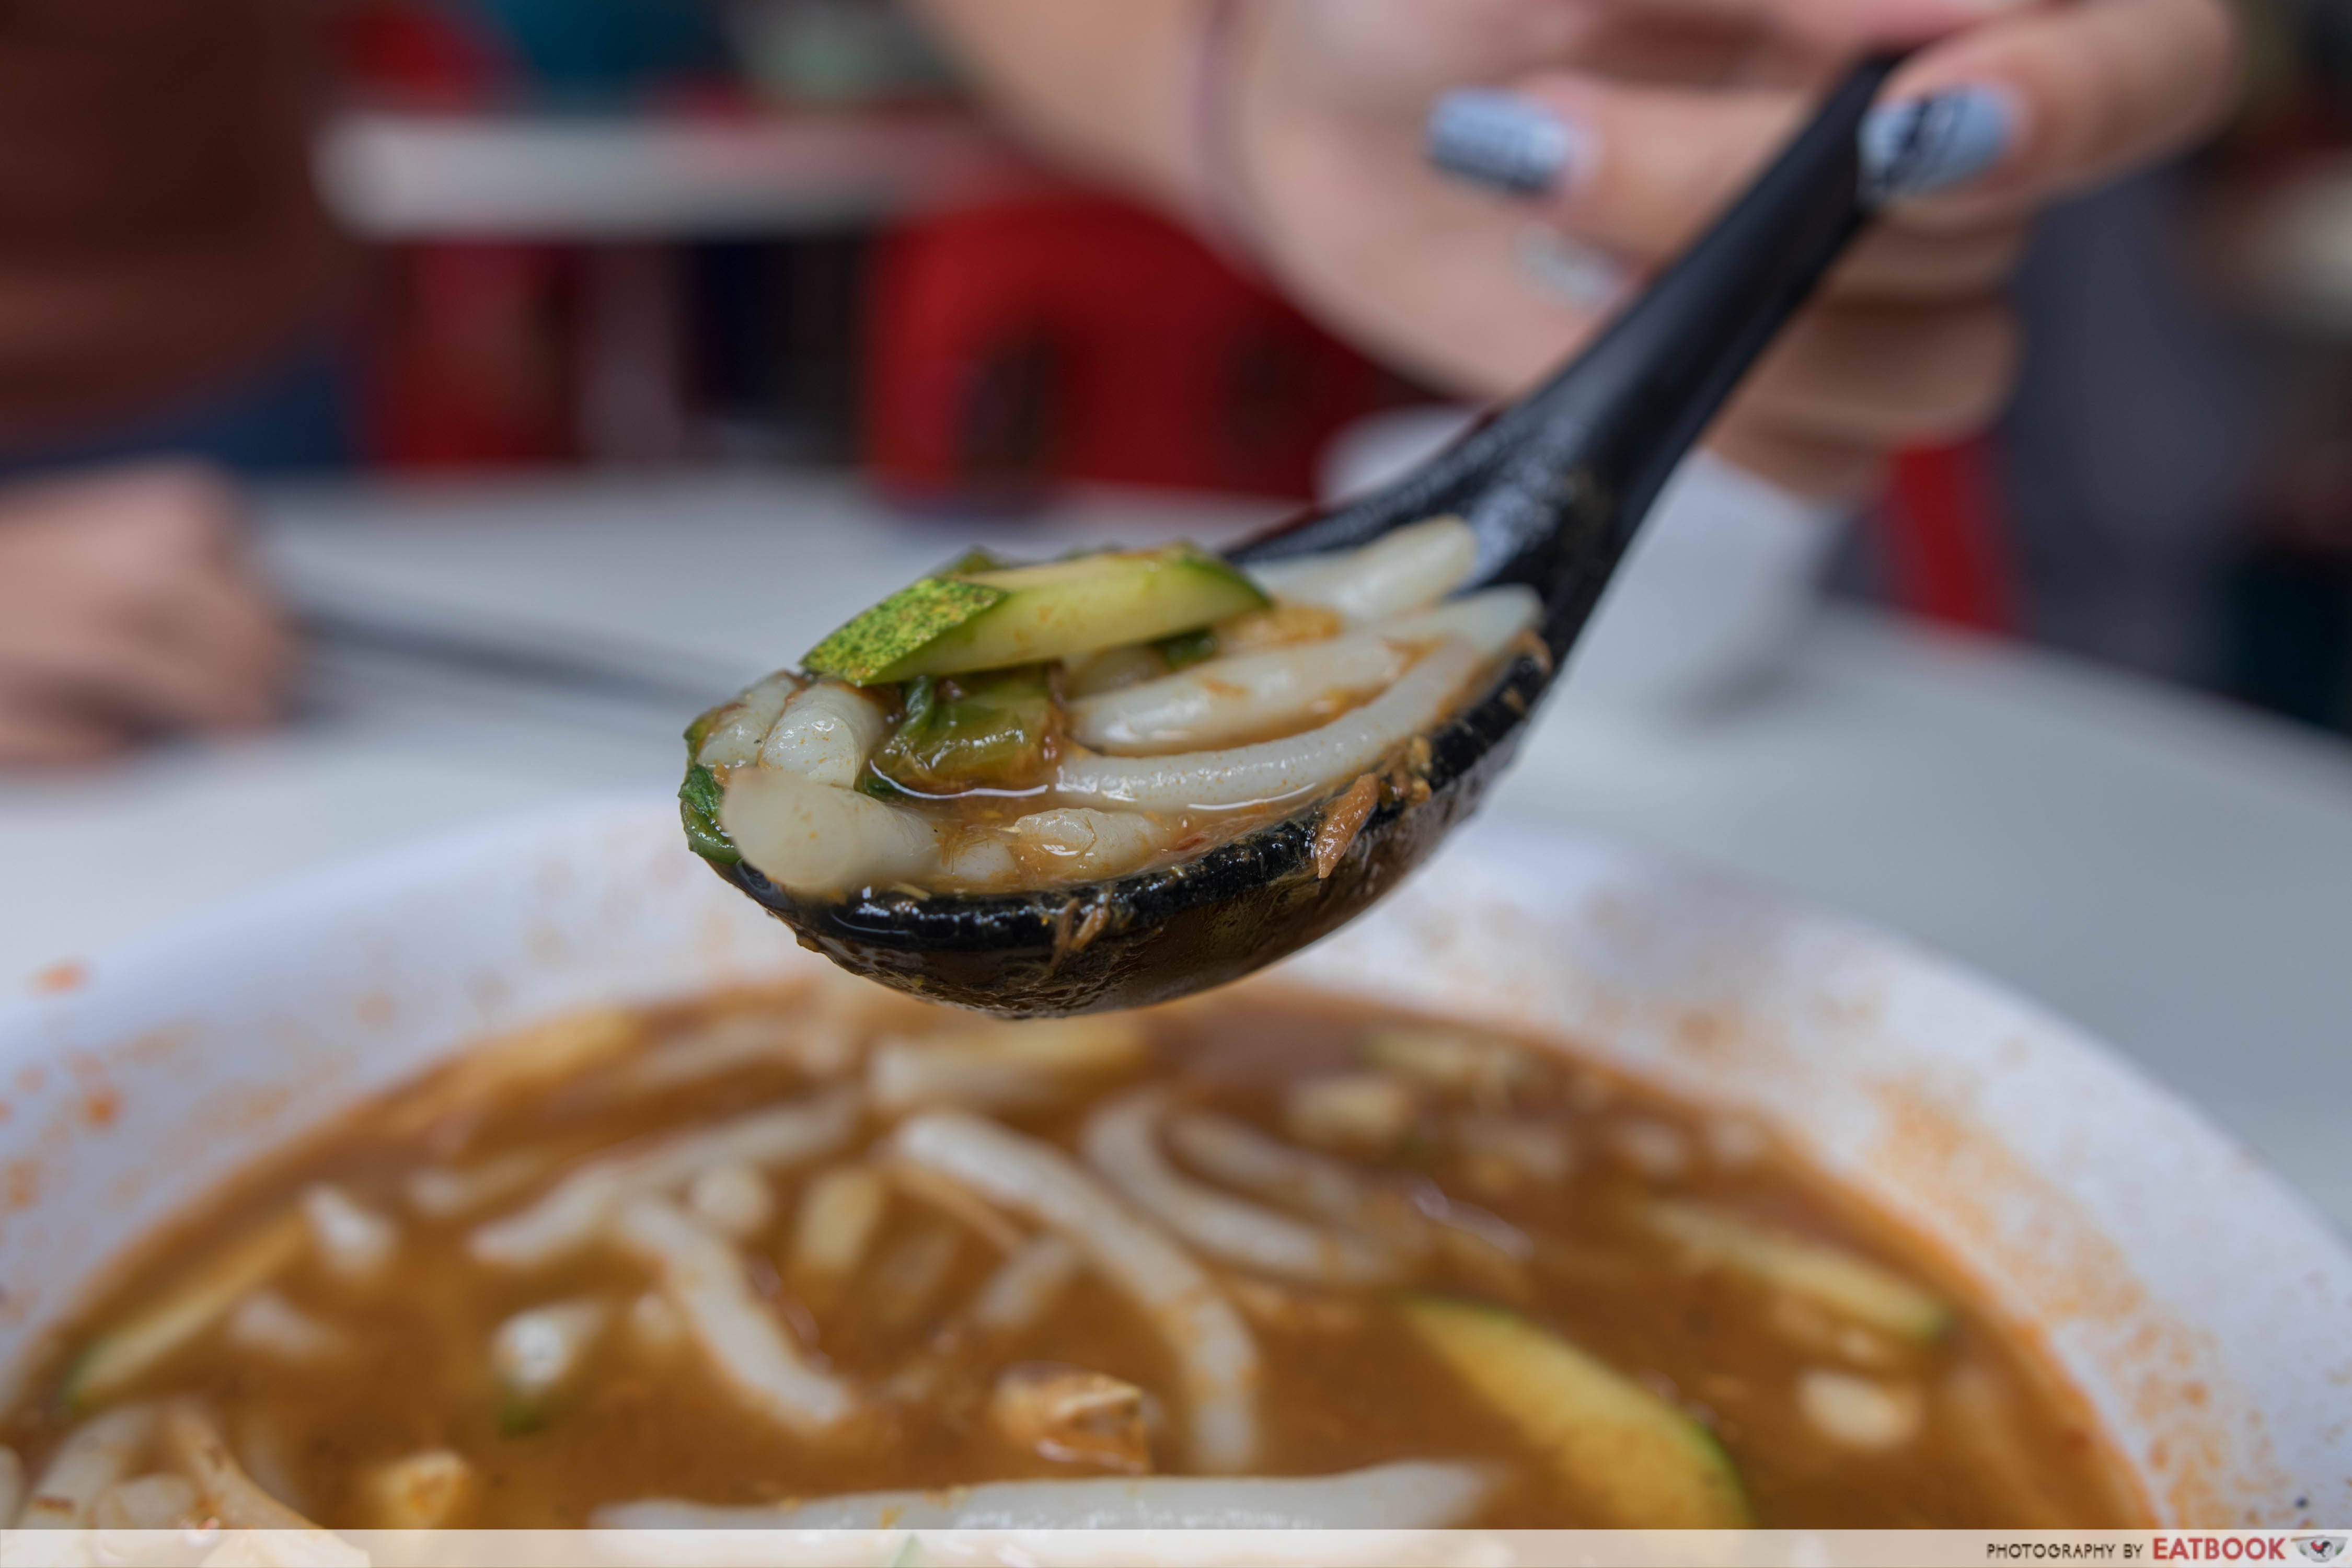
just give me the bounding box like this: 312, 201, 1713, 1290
0, 978, 2145, 1531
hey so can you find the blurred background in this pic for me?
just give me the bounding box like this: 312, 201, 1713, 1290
103, 0, 1415, 502
20, 0, 2349, 725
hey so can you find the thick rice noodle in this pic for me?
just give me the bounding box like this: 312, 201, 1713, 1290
965, 1234, 1083, 1338
15, 1403, 155, 1528
595, 1459, 1496, 1529
614, 1200, 861, 1436
160, 1401, 336, 1535
890, 1111, 1262, 1471
1056, 638, 1489, 811
695, 673, 798, 769
1083, 1089, 1405, 1287
1244, 518, 1479, 622
1066, 586, 1535, 755
469, 1088, 860, 1268
758, 681, 890, 786
719, 774, 939, 896
1000, 809, 1174, 882
1164, 1110, 1427, 1248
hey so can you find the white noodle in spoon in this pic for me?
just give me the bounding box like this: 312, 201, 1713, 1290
757, 680, 891, 786
1067, 586, 1535, 755
1244, 516, 1479, 622
1055, 637, 1489, 811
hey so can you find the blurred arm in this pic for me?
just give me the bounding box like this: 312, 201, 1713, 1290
0, 465, 293, 766
909, 0, 1208, 216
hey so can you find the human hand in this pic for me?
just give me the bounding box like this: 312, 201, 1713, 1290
1220, 0, 2241, 496
0, 463, 294, 765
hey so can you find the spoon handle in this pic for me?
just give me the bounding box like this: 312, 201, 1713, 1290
1241, 54, 1903, 658
1492, 54, 1901, 605
1524, 57, 1900, 481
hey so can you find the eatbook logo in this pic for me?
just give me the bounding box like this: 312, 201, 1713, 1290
2293, 1537, 2348, 1564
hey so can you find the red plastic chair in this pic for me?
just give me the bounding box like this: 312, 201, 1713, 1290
1874, 437, 2017, 634
862, 192, 1408, 507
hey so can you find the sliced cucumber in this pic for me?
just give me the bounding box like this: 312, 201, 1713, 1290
801, 575, 1007, 687
803, 545, 1267, 685
1636, 1198, 1952, 1344
1154, 626, 1220, 670
1397, 1296, 1749, 1527
678, 762, 738, 863
874, 665, 1058, 793
65, 1209, 307, 1411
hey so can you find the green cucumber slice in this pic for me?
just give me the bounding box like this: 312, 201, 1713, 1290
678, 762, 739, 863
65, 1209, 307, 1411
1397, 1295, 1750, 1527
873, 665, 1058, 793
1154, 626, 1220, 670
802, 545, 1266, 685
801, 575, 1007, 687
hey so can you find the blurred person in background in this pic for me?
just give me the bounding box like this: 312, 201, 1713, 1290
0, 1, 339, 765
915, 0, 2239, 502
0, 0, 2239, 766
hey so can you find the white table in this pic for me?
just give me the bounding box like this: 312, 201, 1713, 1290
315, 109, 1026, 239
3, 471, 2347, 1229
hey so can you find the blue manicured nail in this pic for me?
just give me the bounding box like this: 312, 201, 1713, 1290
1427, 89, 1579, 197
1860, 87, 2017, 204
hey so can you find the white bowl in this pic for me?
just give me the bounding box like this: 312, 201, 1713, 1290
1, 799, 2344, 1526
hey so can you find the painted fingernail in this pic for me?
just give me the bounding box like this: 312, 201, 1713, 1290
1426, 89, 1581, 197
1859, 86, 2017, 204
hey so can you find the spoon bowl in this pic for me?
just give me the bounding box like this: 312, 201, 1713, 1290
720, 56, 1900, 1015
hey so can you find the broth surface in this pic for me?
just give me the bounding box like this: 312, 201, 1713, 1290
0, 979, 2145, 1530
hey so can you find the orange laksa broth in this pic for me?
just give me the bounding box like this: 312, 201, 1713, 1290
1, 980, 2146, 1530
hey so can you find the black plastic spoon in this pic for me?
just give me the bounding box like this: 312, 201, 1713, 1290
720, 56, 1903, 1016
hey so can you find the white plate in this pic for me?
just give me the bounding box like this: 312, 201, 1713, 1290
1, 798, 2343, 1525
